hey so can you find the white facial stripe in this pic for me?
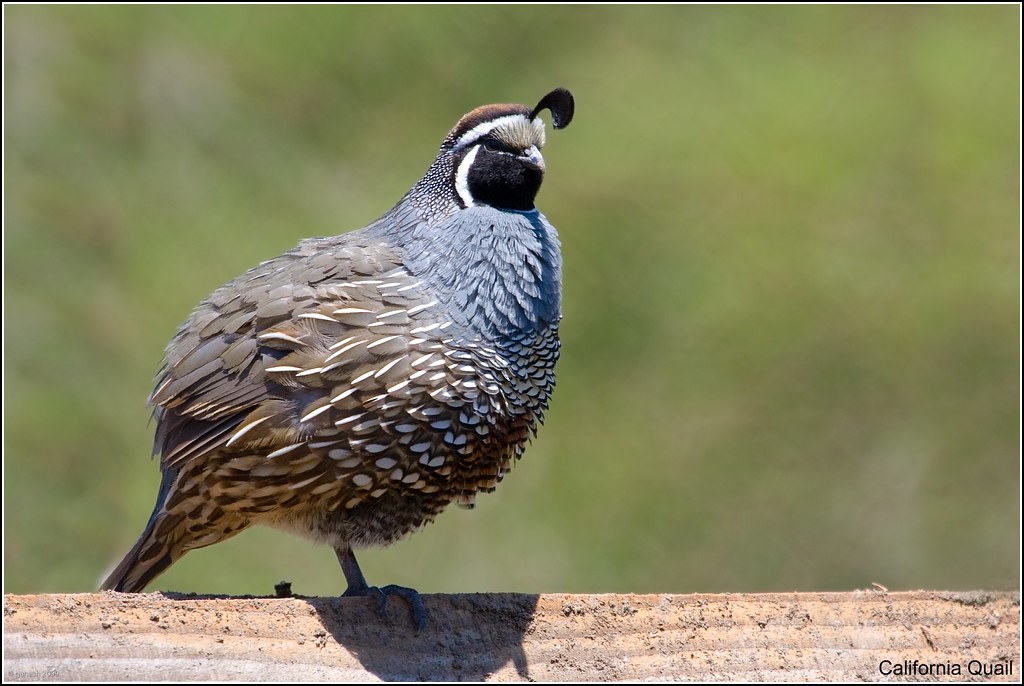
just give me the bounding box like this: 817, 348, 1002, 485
455, 144, 480, 207
452, 114, 529, 152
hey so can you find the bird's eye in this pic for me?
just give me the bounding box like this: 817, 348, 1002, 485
481, 138, 502, 152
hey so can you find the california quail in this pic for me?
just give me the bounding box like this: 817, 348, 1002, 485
101, 88, 575, 628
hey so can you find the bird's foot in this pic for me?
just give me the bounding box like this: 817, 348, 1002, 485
343, 583, 427, 630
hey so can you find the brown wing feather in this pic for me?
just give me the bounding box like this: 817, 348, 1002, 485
151, 238, 427, 470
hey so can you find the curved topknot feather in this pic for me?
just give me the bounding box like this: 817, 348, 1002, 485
531, 88, 575, 130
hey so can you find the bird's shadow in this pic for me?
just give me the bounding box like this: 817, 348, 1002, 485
158, 590, 539, 680
303, 593, 539, 681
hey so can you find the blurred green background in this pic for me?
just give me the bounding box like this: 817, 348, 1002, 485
4, 6, 1019, 596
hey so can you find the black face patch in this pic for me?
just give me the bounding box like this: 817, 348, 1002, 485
467, 148, 543, 211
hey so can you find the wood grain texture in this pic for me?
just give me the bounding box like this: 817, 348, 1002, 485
3, 591, 1019, 681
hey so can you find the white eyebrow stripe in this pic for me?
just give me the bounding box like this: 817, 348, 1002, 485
452, 114, 529, 152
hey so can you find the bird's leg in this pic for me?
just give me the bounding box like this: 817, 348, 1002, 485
336, 544, 371, 594
335, 545, 427, 630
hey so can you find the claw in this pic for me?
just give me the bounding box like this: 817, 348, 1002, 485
336, 546, 428, 629
380, 584, 427, 631
343, 582, 426, 629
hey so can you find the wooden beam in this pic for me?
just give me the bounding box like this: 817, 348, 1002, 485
3, 591, 1019, 681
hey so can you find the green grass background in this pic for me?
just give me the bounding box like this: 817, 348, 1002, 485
4, 5, 1019, 596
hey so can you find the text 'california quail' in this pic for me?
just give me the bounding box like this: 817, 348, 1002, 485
102, 88, 575, 629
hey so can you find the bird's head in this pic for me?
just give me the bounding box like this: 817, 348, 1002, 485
434, 88, 574, 212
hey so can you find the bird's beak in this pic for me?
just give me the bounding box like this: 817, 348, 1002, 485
519, 146, 545, 173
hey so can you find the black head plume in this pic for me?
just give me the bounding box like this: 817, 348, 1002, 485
530, 88, 575, 130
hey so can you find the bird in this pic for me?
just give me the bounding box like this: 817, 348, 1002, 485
101, 87, 575, 629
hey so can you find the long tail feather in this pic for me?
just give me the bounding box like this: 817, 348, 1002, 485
100, 468, 180, 592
